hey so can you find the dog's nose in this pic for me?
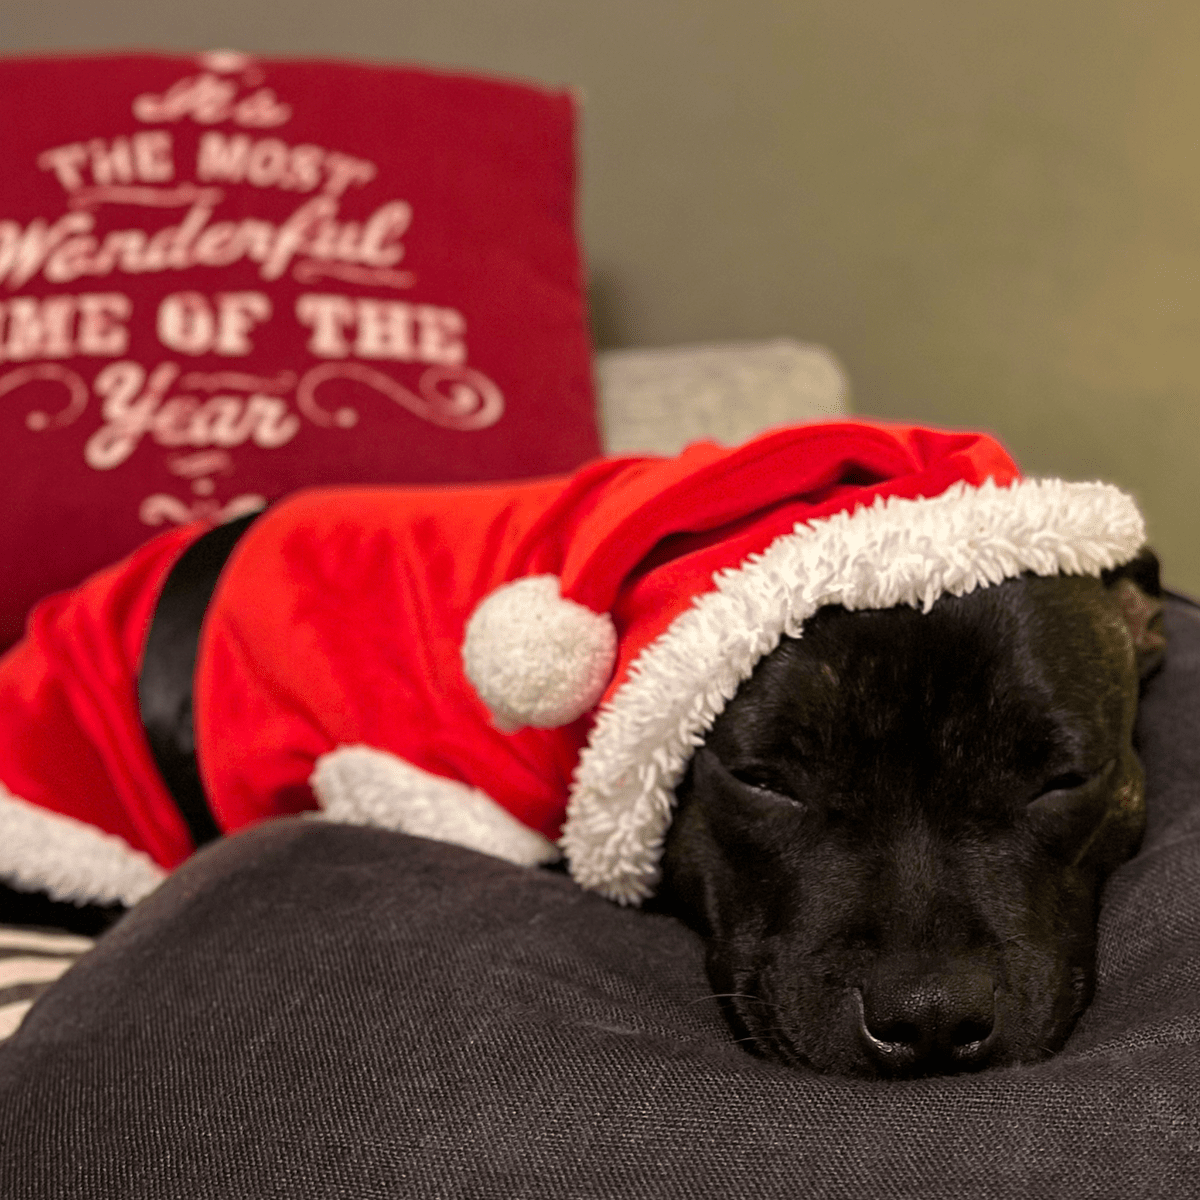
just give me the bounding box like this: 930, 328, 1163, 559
855, 962, 998, 1074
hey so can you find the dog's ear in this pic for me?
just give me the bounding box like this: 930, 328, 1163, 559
1103, 547, 1166, 681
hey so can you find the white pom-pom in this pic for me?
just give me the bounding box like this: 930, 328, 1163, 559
462, 575, 617, 730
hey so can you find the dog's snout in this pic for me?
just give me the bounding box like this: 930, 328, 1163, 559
854, 962, 998, 1075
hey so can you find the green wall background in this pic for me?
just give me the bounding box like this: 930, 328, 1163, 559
7, 1, 1200, 589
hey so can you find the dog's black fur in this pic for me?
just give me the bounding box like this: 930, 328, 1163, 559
654, 552, 1165, 1078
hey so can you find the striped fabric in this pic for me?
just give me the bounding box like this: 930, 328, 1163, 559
0, 925, 93, 1042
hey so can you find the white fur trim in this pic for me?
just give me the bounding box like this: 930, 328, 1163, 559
561, 477, 1146, 904
0, 784, 166, 906
311, 745, 561, 866
462, 574, 618, 730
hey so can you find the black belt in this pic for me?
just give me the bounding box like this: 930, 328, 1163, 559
137, 512, 259, 850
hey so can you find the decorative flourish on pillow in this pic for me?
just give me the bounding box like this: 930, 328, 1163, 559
296, 362, 503, 432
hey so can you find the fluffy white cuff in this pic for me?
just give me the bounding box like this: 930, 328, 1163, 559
0, 785, 166, 907
311, 745, 561, 867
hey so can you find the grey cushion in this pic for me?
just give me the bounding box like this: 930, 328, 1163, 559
2, 601, 1199, 1198
596, 339, 850, 455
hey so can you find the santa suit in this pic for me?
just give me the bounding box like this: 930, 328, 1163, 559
0, 421, 1145, 908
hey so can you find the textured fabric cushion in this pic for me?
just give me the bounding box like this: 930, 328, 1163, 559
0, 50, 598, 650
595, 338, 849, 455
2, 600, 1198, 1197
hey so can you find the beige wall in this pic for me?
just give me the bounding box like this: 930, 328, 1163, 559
7, 0, 1200, 589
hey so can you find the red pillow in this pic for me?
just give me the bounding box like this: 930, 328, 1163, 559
0, 51, 600, 649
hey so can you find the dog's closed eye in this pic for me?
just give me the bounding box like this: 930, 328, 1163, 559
1032, 771, 1092, 799
1026, 758, 1123, 865
702, 751, 813, 813
1028, 760, 1115, 807
728, 765, 801, 805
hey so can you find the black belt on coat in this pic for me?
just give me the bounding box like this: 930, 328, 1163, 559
137, 512, 259, 850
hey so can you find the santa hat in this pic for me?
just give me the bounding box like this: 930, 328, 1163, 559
457, 421, 1146, 904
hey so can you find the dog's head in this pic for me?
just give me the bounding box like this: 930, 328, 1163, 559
658, 552, 1165, 1078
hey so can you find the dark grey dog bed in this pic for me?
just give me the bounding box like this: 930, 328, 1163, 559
2, 600, 1199, 1198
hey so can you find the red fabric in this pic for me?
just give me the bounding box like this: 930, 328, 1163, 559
0, 51, 599, 651
0, 522, 208, 867
595, 423, 1019, 698
0, 420, 1018, 868
195, 482, 595, 842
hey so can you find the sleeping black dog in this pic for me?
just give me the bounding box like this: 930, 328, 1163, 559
657, 554, 1165, 1078
0, 421, 1163, 1083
